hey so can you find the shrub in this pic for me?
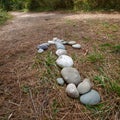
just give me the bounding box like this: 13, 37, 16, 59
0, 9, 10, 25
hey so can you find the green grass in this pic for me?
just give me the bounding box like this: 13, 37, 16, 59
21, 85, 30, 94
109, 81, 120, 96
112, 45, 120, 53
100, 43, 112, 47
87, 53, 104, 63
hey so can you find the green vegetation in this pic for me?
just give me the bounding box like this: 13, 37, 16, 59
87, 53, 104, 63
112, 45, 120, 53
0, 9, 10, 25
0, 0, 120, 11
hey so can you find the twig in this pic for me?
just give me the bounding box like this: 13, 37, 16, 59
29, 89, 38, 120
61, 111, 69, 120
8, 100, 20, 107
8, 113, 13, 120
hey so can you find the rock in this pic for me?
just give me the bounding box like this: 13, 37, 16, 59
62, 41, 68, 45
48, 40, 55, 44
72, 44, 81, 49
53, 37, 58, 41
77, 78, 92, 94
37, 43, 49, 50
66, 83, 79, 98
80, 90, 101, 105
56, 78, 64, 86
68, 41, 76, 45
56, 55, 73, 68
61, 67, 81, 85
56, 49, 67, 56
55, 42, 65, 50
38, 49, 44, 53
53, 37, 64, 43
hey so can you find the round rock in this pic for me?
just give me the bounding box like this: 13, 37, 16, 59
62, 41, 68, 45
80, 89, 101, 105
55, 42, 65, 50
66, 83, 79, 98
72, 44, 81, 49
53, 37, 58, 41
68, 41, 76, 45
56, 55, 73, 68
77, 78, 92, 94
61, 67, 81, 85
56, 78, 64, 86
38, 49, 44, 53
37, 43, 49, 50
56, 49, 67, 56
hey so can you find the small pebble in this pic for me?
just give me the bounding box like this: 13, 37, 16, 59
62, 41, 68, 45
38, 49, 44, 53
72, 44, 81, 49
37, 43, 49, 50
68, 41, 76, 45
56, 78, 64, 86
55, 42, 65, 50
48, 40, 55, 44
53, 37, 58, 41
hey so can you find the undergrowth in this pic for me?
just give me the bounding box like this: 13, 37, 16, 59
0, 9, 11, 25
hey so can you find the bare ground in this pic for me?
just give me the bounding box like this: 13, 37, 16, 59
0, 12, 120, 120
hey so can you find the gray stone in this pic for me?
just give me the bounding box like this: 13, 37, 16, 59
80, 90, 101, 105
77, 78, 92, 94
56, 55, 73, 68
62, 41, 68, 45
66, 83, 79, 98
56, 78, 64, 86
53, 38, 64, 43
68, 41, 76, 45
38, 49, 44, 53
61, 67, 81, 85
55, 42, 65, 50
37, 43, 49, 50
56, 49, 67, 56
72, 44, 81, 49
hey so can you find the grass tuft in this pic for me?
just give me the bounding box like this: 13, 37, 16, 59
87, 53, 104, 63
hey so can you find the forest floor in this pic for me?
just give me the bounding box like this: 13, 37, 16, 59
0, 12, 120, 120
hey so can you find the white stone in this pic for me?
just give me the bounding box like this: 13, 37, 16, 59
77, 78, 92, 94
48, 40, 55, 44
53, 37, 58, 41
38, 49, 44, 53
56, 55, 73, 68
68, 41, 76, 45
66, 83, 79, 98
56, 49, 67, 56
72, 44, 81, 48
61, 67, 81, 85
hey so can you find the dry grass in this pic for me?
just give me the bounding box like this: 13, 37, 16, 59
0, 13, 120, 120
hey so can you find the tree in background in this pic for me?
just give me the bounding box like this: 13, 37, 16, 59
0, 0, 120, 11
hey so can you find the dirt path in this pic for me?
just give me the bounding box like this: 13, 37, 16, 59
0, 12, 120, 120
0, 12, 120, 55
